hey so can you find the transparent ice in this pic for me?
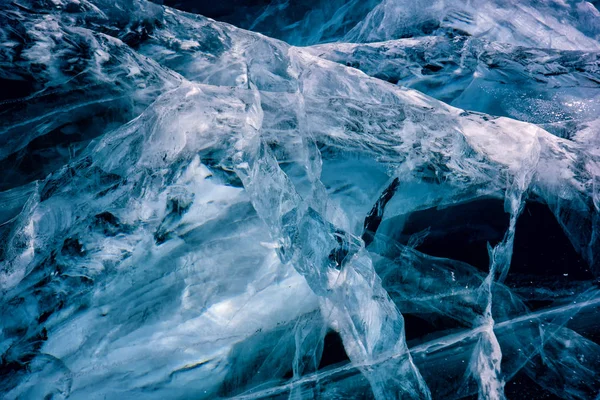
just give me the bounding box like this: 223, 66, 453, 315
1, 0, 600, 399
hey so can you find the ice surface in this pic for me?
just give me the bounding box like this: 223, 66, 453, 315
308, 37, 600, 132
157, 0, 600, 48
1, 0, 600, 399
344, 0, 600, 50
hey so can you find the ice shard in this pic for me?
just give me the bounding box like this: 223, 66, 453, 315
1, 0, 600, 399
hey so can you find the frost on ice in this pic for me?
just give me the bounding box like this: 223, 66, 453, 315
1, 0, 600, 399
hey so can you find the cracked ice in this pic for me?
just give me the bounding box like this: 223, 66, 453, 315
1, 0, 600, 399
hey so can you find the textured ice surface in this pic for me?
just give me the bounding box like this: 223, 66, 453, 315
1, 0, 600, 399
158, 0, 600, 48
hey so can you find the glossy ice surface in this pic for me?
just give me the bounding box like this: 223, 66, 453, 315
1, 1, 600, 399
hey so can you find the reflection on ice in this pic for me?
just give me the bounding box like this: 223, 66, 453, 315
1, 0, 600, 398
